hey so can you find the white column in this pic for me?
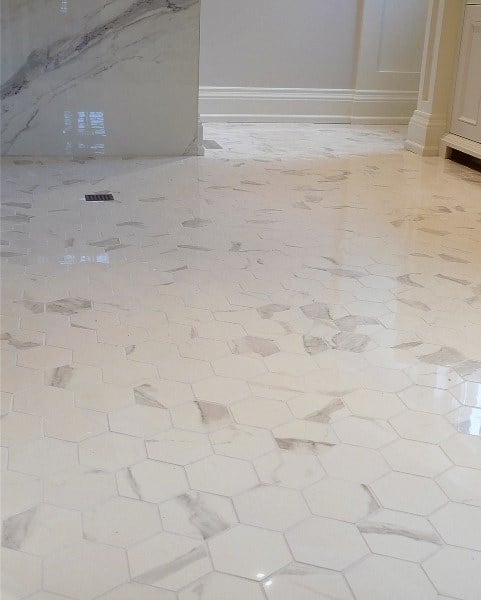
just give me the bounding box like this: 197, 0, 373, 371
405, 0, 465, 156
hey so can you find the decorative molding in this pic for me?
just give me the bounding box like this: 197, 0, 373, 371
199, 86, 418, 124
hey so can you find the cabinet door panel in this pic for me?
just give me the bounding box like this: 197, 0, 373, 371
451, 5, 481, 143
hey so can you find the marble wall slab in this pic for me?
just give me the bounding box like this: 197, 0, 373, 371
1, 0, 201, 157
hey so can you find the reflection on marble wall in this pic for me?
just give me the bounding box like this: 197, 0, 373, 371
1, 0, 201, 157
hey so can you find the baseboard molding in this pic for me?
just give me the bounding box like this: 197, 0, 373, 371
440, 133, 481, 160
405, 109, 449, 156
199, 86, 418, 124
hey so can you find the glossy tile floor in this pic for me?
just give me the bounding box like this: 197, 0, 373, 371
2, 123, 481, 600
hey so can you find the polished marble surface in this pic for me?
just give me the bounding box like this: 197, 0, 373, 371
1, 123, 481, 599
1, 0, 200, 157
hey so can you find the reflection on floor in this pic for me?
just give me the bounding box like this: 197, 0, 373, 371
2, 123, 481, 600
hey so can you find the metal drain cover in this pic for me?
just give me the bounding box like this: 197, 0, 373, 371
85, 193, 114, 202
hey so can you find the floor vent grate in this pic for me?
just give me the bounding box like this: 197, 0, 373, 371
85, 193, 114, 202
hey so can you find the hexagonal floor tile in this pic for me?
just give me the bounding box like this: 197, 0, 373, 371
98, 582, 175, 600
381, 438, 452, 477
287, 393, 350, 424
9, 437, 78, 477
436, 466, 481, 506
346, 555, 437, 600
44, 406, 108, 442
1, 547, 42, 599
117, 460, 188, 503
441, 433, 481, 469
254, 449, 325, 490
210, 424, 276, 460
0, 411, 42, 446
234, 485, 309, 530
344, 389, 404, 420
108, 404, 171, 437
304, 478, 379, 522
192, 376, 251, 406
213, 355, 266, 379
430, 502, 481, 551
17, 345, 72, 370
156, 356, 213, 384
332, 416, 398, 449
146, 429, 212, 465
231, 397, 293, 429
2, 504, 82, 555
399, 386, 459, 414
44, 541, 129, 599
286, 516, 368, 570
170, 401, 231, 433
263, 563, 354, 600
320, 444, 389, 483
83, 497, 161, 547
43, 465, 117, 511
358, 509, 442, 561
447, 406, 481, 436
159, 491, 237, 540
450, 381, 481, 408
208, 525, 291, 580
75, 382, 134, 412
389, 411, 454, 444
128, 532, 211, 590
423, 545, 481, 600
1, 470, 42, 518
179, 572, 265, 600
79, 432, 145, 471
186, 455, 258, 496
370, 472, 447, 515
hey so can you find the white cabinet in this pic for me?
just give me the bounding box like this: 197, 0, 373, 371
450, 4, 481, 144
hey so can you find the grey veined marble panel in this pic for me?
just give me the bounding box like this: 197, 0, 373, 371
1, 0, 201, 157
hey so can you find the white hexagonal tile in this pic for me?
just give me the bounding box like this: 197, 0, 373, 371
304, 478, 378, 522
179, 572, 265, 600
358, 509, 442, 561
423, 545, 481, 600
186, 455, 258, 496
231, 397, 293, 429
83, 497, 161, 547
371, 472, 447, 515
430, 502, 481, 551
43, 465, 117, 511
1, 548, 42, 599
159, 491, 237, 540
447, 406, 481, 436
210, 424, 276, 459
192, 376, 251, 405
208, 525, 291, 580
156, 356, 213, 384
134, 379, 194, 409
14, 385, 73, 415
332, 416, 398, 449
170, 401, 231, 432
179, 338, 230, 361
75, 382, 134, 412
146, 429, 212, 465
381, 438, 452, 477
344, 389, 404, 420
108, 404, 171, 437
234, 485, 309, 530
320, 444, 389, 483
436, 466, 481, 506
254, 449, 325, 490
44, 406, 108, 442
79, 432, 145, 471
117, 459, 188, 503
98, 582, 175, 600
263, 563, 354, 600
2, 504, 82, 556
441, 433, 481, 469
346, 555, 437, 600
44, 541, 129, 599
389, 411, 454, 444
0, 411, 42, 446
9, 438, 78, 477
17, 345, 72, 370
265, 352, 317, 376
447, 381, 481, 408
1, 471, 40, 518
128, 532, 211, 590
287, 393, 350, 423
286, 516, 368, 570
399, 386, 459, 414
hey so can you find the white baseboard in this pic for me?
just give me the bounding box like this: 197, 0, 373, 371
199, 86, 418, 124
